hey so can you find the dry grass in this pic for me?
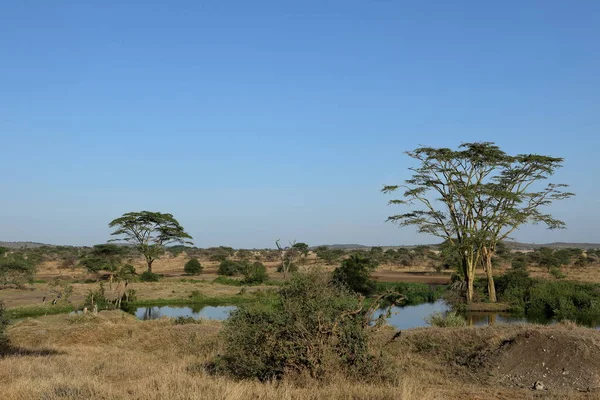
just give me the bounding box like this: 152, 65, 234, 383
1, 312, 598, 399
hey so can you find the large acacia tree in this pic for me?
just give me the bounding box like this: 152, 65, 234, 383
109, 211, 193, 273
383, 142, 573, 302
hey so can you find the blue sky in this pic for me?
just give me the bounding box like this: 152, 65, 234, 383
1, 1, 598, 248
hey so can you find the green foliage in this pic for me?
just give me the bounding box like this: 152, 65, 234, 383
242, 262, 268, 285
376, 282, 445, 305
207, 246, 236, 262
0, 300, 8, 350
0, 247, 6, 256
383, 142, 574, 302
0, 254, 36, 288
184, 258, 203, 275
139, 271, 161, 282
525, 281, 600, 322
331, 254, 378, 295
549, 267, 566, 279
79, 244, 126, 273
218, 259, 247, 276
315, 246, 345, 265
425, 311, 466, 327
213, 272, 387, 381
213, 276, 244, 286
109, 211, 193, 272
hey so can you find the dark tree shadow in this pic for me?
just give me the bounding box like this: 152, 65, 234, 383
0, 345, 64, 357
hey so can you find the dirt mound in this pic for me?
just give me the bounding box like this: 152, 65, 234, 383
483, 329, 600, 392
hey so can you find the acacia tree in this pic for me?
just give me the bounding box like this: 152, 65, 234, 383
109, 211, 193, 273
383, 143, 573, 302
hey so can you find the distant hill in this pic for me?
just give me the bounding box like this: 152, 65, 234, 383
0, 241, 49, 249
505, 242, 600, 250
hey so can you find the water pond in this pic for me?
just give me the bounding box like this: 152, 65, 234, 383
129, 301, 591, 329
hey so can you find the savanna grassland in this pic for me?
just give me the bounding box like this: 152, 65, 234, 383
1, 244, 600, 399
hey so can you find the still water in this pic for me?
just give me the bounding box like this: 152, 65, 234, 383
128, 301, 547, 329
134, 305, 236, 321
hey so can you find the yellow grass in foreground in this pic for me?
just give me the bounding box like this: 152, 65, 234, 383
0, 311, 597, 400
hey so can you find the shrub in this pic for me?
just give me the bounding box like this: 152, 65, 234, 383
0, 254, 36, 288
331, 254, 378, 295
212, 272, 388, 381
526, 281, 600, 321
218, 259, 246, 276
550, 267, 566, 279
425, 311, 466, 327
242, 262, 268, 285
0, 300, 8, 350
139, 271, 161, 282
184, 258, 203, 275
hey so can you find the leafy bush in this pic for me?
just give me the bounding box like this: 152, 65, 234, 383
139, 271, 161, 282
218, 259, 247, 276
242, 262, 268, 284
184, 258, 203, 275
526, 281, 600, 321
212, 272, 389, 381
79, 244, 126, 273
0, 254, 36, 288
550, 267, 566, 279
331, 254, 378, 295
425, 311, 466, 327
377, 282, 445, 305
0, 300, 8, 350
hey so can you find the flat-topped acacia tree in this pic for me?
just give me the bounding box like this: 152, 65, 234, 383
108, 211, 193, 273
383, 142, 573, 303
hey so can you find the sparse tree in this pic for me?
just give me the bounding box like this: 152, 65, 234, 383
109, 211, 193, 273
383, 142, 573, 302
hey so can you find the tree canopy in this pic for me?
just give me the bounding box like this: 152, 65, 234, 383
383, 142, 573, 302
109, 211, 193, 272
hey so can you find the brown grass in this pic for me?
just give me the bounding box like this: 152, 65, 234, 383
1, 312, 598, 399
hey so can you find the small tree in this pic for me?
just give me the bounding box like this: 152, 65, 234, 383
108, 211, 193, 273
184, 258, 203, 275
242, 262, 268, 284
331, 254, 378, 295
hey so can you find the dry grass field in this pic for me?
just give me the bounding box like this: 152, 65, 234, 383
1, 311, 598, 400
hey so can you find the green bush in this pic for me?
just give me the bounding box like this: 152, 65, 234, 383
139, 271, 161, 282
218, 259, 246, 276
377, 282, 445, 305
526, 281, 600, 321
331, 254, 378, 295
212, 272, 388, 381
0, 254, 36, 288
184, 258, 203, 275
242, 262, 268, 285
0, 300, 8, 350
550, 267, 566, 279
425, 311, 466, 327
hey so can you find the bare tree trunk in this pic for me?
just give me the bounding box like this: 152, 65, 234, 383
482, 248, 497, 303
466, 273, 474, 303
146, 258, 154, 273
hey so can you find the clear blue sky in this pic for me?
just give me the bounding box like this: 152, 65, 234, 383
1, 1, 598, 248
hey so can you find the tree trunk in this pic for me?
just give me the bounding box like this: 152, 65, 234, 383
482, 248, 497, 303
147, 258, 154, 273
466, 274, 474, 303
